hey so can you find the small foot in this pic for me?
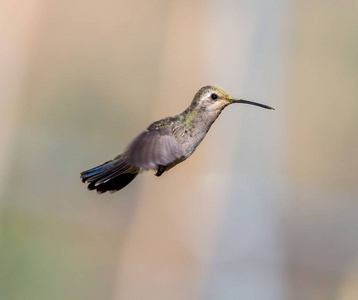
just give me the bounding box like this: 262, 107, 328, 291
155, 166, 166, 177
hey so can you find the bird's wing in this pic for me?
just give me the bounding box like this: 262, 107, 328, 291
125, 118, 184, 169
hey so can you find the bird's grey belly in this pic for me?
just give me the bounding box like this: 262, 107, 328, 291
176, 127, 209, 158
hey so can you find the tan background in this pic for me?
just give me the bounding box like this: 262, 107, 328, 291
1, 0, 357, 299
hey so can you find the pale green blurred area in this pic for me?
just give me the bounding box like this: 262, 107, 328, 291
1, 0, 358, 299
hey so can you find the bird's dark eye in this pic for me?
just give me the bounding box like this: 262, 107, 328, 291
211, 93, 218, 100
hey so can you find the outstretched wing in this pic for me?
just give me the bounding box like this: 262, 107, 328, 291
126, 118, 184, 170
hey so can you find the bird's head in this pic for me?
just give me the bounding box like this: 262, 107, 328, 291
191, 86, 274, 112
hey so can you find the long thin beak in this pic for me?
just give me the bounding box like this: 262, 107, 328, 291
230, 99, 275, 110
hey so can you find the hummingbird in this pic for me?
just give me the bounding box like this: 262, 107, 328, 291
80, 86, 274, 193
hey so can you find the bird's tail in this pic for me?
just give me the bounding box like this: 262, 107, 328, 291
80, 154, 139, 193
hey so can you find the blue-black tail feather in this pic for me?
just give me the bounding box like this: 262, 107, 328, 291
81, 155, 139, 193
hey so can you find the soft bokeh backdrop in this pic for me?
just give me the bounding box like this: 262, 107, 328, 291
1, 0, 357, 299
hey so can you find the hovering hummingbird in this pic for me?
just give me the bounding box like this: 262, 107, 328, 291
81, 86, 274, 193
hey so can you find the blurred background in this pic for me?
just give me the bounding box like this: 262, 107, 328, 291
1, 0, 357, 299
